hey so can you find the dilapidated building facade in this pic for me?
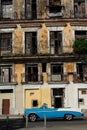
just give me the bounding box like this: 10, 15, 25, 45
0, 0, 87, 115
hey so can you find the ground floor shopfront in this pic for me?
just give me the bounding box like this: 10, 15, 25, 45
0, 82, 87, 115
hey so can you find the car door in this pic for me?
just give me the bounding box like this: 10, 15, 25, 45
37, 107, 59, 119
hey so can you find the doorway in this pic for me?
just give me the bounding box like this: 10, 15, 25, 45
2, 99, 10, 114
54, 97, 62, 108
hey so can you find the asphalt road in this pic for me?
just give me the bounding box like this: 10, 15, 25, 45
0, 117, 87, 130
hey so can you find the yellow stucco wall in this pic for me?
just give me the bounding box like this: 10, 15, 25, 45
25, 89, 41, 108
25, 86, 51, 108
40, 86, 51, 108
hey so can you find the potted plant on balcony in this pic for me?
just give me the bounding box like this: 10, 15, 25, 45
73, 38, 87, 54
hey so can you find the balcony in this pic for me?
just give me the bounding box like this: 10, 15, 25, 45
74, 73, 87, 83
48, 74, 67, 83
0, 74, 17, 85
21, 73, 43, 84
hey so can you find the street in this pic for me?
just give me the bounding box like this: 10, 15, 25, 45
0, 116, 87, 130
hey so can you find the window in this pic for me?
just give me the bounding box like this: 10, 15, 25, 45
25, 64, 38, 82
76, 64, 87, 81
0, 89, 13, 93
25, 0, 37, 19
81, 90, 87, 94
51, 64, 63, 81
25, 32, 37, 55
74, 0, 86, 18
75, 31, 87, 40
42, 63, 46, 72
0, 33, 12, 56
1, 0, 13, 19
50, 31, 62, 55
0, 65, 12, 83
78, 98, 84, 103
32, 100, 38, 107
48, 0, 63, 17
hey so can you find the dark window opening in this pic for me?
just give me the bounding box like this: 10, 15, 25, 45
53, 88, 63, 96
42, 63, 46, 72
75, 31, 87, 40
0, 89, 13, 93
25, 64, 38, 82
76, 64, 87, 81
32, 100, 38, 107
0, 33, 12, 56
25, 0, 37, 19
0, 65, 12, 83
25, 32, 37, 55
0, 0, 13, 19
78, 98, 84, 103
50, 31, 62, 55
51, 64, 63, 81
49, 0, 62, 14
74, 0, 86, 18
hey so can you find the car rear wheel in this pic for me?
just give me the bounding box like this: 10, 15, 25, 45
29, 114, 37, 122
64, 114, 73, 121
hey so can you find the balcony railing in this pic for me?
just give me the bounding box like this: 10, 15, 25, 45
48, 74, 67, 83
74, 73, 87, 83
0, 74, 17, 84
21, 73, 43, 84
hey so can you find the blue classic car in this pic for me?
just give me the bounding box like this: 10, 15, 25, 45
24, 105, 83, 122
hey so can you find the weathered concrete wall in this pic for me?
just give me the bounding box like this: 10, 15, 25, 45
14, 0, 23, 19
38, 0, 47, 19
15, 84, 23, 114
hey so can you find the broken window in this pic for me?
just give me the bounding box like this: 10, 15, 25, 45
0, 33, 12, 56
25, 64, 38, 82
0, 0, 13, 19
74, 0, 86, 18
25, 32, 37, 55
75, 31, 87, 40
76, 64, 87, 81
47, 0, 63, 17
0, 65, 12, 83
25, 0, 37, 19
51, 64, 63, 81
50, 31, 62, 55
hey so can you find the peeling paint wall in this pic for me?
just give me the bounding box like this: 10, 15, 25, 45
64, 23, 74, 53
62, 0, 73, 17
14, 64, 23, 83
65, 63, 75, 82
38, 0, 47, 19
39, 24, 48, 54
13, 24, 23, 55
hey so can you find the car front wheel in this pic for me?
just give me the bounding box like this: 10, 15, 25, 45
64, 114, 73, 121
29, 114, 37, 122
